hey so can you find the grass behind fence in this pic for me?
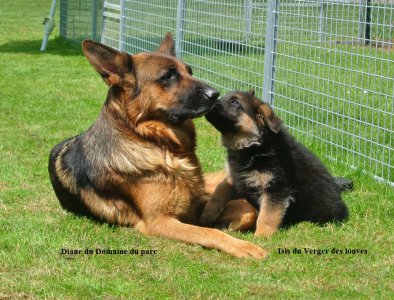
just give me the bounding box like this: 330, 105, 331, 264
0, 1, 393, 299
182, 43, 393, 182
115, 0, 394, 183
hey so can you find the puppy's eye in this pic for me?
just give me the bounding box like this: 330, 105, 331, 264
229, 97, 239, 106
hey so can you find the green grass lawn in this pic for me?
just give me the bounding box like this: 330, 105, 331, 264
0, 1, 393, 299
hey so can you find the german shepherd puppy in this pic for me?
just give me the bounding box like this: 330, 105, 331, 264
200, 90, 349, 237
48, 34, 267, 259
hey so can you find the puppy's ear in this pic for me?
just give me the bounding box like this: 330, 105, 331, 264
82, 40, 134, 87
156, 32, 176, 56
257, 103, 282, 134
248, 89, 255, 96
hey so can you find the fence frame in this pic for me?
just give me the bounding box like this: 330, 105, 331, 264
59, 0, 394, 186
262, 0, 279, 105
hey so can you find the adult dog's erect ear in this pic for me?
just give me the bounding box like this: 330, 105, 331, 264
82, 40, 134, 87
247, 89, 255, 96
257, 103, 282, 134
156, 32, 176, 57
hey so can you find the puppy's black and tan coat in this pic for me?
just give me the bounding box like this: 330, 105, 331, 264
48, 34, 267, 258
201, 90, 349, 237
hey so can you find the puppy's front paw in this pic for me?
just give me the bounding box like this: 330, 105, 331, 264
254, 225, 277, 238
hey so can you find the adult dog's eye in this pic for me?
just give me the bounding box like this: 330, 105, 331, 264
229, 97, 239, 106
186, 65, 193, 75
161, 68, 176, 81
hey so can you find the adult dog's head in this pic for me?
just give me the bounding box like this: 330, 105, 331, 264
205, 90, 282, 150
82, 33, 219, 124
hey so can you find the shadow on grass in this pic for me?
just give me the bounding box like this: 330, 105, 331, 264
0, 37, 83, 56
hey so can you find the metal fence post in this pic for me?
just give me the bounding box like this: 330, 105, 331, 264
358, 0, 367, 43
244, 0, 252, 43
263, 0, 279, 105
59, 0, 67, 38
175, 0, 187, 59
119, 0, 125, 51
319, 0, 326, 43
365, 0, 372, 45
40, 0, 58, 51
92, 0, 98, 41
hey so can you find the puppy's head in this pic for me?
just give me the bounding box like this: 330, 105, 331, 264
206, 90, 282, 150
82, 33, 219, 124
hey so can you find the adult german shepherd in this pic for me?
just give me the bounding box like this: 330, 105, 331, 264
48, 34, 267, 259
200, 90, 349, 237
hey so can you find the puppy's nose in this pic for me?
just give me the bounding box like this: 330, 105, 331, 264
205, 88, 220, 101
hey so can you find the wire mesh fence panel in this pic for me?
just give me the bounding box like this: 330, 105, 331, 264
115, 0, 269, 96
272, 0, 393, 184
101, 0, 121, 48
178, 0, 268, 95
60, 0, 393, 185
59, 0, 103, 42
121, 0, 178, 53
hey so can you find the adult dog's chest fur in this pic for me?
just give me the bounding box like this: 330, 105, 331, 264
59, 114, 206, 214
89, 126, 204, 195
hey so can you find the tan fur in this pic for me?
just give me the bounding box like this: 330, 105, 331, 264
200, 170, 268, 233
200, 174, 233, 226
80, 188, 140, 226
54, 139, 77, 194
203, 170, 228, 195
216, 199, 257, 231
254, 195, 290, 237
221, 113, 261, 150
49, 34, 267, 259
238, 113, 259, 136
243, 171, 273, 189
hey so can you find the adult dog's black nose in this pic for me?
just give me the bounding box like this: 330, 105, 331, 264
205, 88, 220, 101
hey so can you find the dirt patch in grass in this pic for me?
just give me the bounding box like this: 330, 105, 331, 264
0, 181, 9, 191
